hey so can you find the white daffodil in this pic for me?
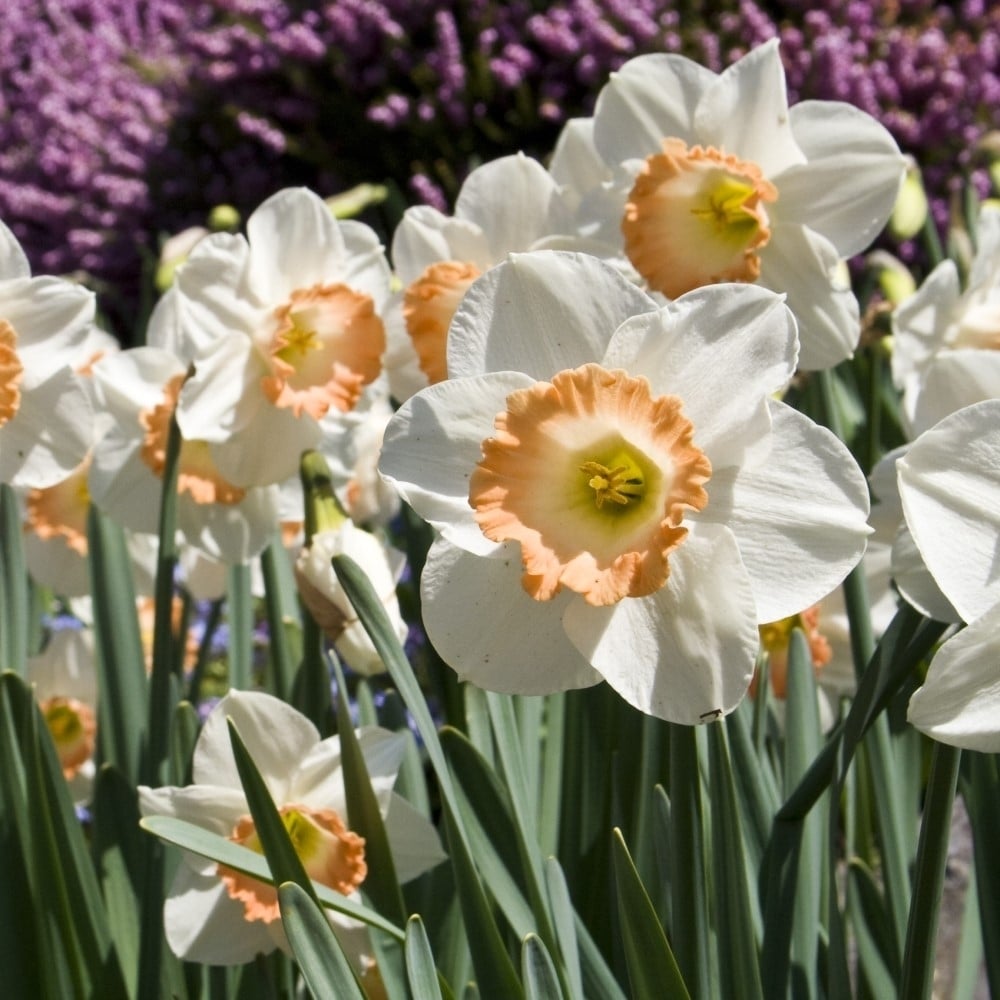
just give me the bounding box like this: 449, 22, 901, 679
27, 623, 100, 804
899, 399, 1000, 751
0, 218, 95, 488
294, 521, 408, 676
379, 252, 871, 724
167, 188, 392, 487
88, 347, 281, 564
587, 39, 905, 370
386, 153, 573, 399
138, 689, 445, 966
892, 205, 1000, 435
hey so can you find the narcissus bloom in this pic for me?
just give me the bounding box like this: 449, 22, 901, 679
138, 689, 445, 966
379, 252, 871, 724
168, 188, 392, 487
386, 154, 572, 399
0, 218, 95, 488
900, 399, 1000, 751
588, 40, 905, 370
89, 347, 280, 564
892, 205, 1000, 435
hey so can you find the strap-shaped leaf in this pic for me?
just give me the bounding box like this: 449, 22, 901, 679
611, 828, 690, 1000
278, 881, 365, 999
404, 915, 447, 1000
522, 934, 564, 1000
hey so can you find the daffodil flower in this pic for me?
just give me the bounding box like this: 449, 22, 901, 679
892, 205, 1000, 435
88, 347, 281, 564
386, 153, 573, 399
0, 218, 95, 487
900, 399, 1000, 751
27, 623, 100, 805
168, 188, 392, 487
587, 40, 905, 370
138, 689, 445, 966
379, 252, 871, 724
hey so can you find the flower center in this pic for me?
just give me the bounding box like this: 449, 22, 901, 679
1, 319, 25, 427
139, 374, 246, 505
262, 283, 385, 419
218, 804, 367, 924
755, 604, 833, 699
469, 363, 711, 606
622, 139, 778, 299
40, 696, 96, 779
24, 456, 92, 556
403, 260, 482, 384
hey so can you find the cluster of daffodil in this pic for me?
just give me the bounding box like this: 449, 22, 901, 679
2, 39, 1000, 999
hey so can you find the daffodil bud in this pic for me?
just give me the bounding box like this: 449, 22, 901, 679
889, 160, 929, 240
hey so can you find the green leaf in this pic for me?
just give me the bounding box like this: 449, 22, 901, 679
259, 538, 301, 701
966, 750, 1000, 994
226, 563, 254, 690
847, 860, 897, 996
522, 934, 564, 1000
611, 828, 690, 1000
278, 882, 366, 999
543, 859, 583, 1000
900, 740, 961, 999
139, 814, 405, 940
87, 506, 148, 783
405, 915, 447, 1000
227, 718, 322, 907
706, 723, 763, 1000
329, 653, 407, 927
0, 484, 28, 673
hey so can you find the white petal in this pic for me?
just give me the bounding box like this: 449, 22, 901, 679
420, 536, 602, 694
90, 346, 184, 425
890, 260, 959, 386
868, 445, 907, 545
965, 205, 1000, 293
163, 866, 276, 964
390, 207, 491, 281
175, 234, 262, 356
0, 369, 93, 488
336, 220, 392, 305
891, 524, 961, 624
562, 524, 758, 723
777, 102, 904, 256
193, 690, 321, 801
447, 251, 656, 381
88, 436, 162, 536
177, 485, 281, 564
593, 53, 716, 163
455, 154, 570, 258
697, 401, 871, 623
602, 284, 797, 466
694, 40, 806, 176
177, 332, 262, 441
378, 372, 533, 554
898, 398, 1000, 622
549, 118, 610, 205
0, 219, 31, 279
758, 224, 860, 370
0, 276, 95, 373
384, 792, 447, 883
907, 601, 1000, 752
245, 188, 347, 301
909, 350, 1000, 437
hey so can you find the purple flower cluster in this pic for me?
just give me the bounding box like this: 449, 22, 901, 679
1, 0, 997, 336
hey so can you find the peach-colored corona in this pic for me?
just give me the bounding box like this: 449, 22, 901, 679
0, 319, 24, 427
469, 363, 711, 606
403, 261, 482, 384
755, 604, 833, 699
262, 283, 385, 418
218, 805, 367, 924
25, 457, 92, 556
623, 139, 777, 299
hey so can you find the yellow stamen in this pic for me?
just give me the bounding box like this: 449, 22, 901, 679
218, 805, 367, 924
623, 139, 777, 299
1, 319, 25, 427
